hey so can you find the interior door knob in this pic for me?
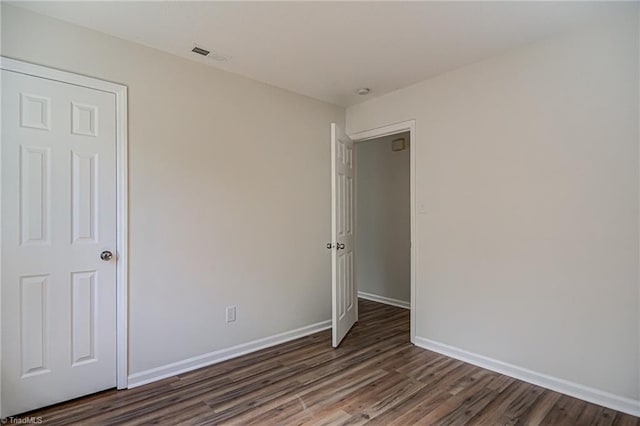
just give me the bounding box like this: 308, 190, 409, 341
100, 250, 113, 261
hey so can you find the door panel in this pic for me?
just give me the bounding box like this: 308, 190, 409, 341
331, 123, 357, 347
2, 70, 117, 416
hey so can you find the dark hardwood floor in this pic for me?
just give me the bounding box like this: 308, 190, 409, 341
18, 299, 639, 425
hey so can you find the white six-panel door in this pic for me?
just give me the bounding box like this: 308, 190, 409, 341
331, 123, 357, 347
1, 70, 117, 416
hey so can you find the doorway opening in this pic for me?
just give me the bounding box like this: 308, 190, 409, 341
330, 120, 416, 348
351, 120, 416, 344
354, 131, 411, 321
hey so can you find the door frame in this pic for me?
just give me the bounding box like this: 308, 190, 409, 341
349, 120, 416, 344
0, 57, 129, 394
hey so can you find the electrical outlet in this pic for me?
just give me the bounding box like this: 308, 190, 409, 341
226, 306, 236, 323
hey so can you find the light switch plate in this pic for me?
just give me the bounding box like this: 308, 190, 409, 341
226, 306, 236, 323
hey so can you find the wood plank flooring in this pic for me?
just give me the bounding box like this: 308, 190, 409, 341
17, 299, 640, 425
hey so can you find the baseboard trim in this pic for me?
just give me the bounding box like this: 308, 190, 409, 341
358, 291, 410, 309
414, 336, 640, 417
128, 320, 331, 388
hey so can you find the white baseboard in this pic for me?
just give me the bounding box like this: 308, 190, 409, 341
128, 320, 331, 388
358, 291, 410, 309
414, 336, 640, 417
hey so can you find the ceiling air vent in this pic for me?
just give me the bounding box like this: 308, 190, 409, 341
191, 46, 210, 57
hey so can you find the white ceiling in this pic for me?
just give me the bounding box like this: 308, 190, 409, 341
13, 1, 638, 107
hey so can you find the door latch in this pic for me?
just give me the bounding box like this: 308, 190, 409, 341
326, 242, 345, 250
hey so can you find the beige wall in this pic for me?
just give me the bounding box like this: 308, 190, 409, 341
1, 5, 343, 375
348, 14, 640, 400
356, 133, 410, 303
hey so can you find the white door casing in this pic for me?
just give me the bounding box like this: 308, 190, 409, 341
348, 120, 416, 344
1, 58, 128, 417
331, 123, 357, 347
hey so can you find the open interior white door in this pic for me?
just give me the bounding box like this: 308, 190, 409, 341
331, 123, 357, 347
1, 69, 117, 416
